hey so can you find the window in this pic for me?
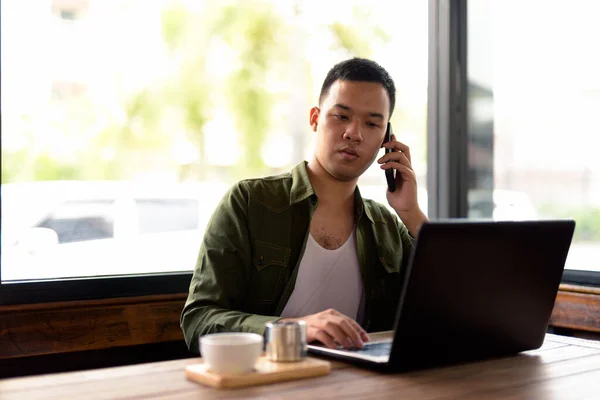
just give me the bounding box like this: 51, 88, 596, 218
467, 0, 600, 274
136, 199, 199, 234
59, 10, 77, 20
37, 200, 115, 243
52, 0, 88, 21
1, 0, 428, 288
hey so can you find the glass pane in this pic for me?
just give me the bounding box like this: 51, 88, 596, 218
136, 199, 199, 234
1, 0, 428, 281
468, 0, 600, 272
38, 200, 115, 244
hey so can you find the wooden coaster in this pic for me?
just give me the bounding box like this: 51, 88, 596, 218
185, 356, 331, 389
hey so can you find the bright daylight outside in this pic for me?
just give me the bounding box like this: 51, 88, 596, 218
1, 0, 428, 281
468, 0, 600, 273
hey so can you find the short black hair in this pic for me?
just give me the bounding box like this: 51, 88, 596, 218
318, 57, 396, 117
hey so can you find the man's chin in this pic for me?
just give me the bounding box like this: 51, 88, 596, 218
327, 164, 366, 182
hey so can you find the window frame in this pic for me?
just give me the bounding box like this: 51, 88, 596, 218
0, 273, 192, 305
427, 0, 600, 287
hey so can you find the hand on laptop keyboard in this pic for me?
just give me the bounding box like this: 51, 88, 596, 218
280, 308, 370, 349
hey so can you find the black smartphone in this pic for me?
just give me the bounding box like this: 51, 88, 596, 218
384, 122, 396, 192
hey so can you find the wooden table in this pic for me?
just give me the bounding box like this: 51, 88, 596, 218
2, 333, 599, 399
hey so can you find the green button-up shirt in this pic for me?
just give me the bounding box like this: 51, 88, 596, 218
181, 161, 414, 353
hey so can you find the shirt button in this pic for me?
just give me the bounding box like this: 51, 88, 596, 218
257, 256, 264, 266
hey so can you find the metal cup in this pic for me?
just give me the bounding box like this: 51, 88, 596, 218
264, 320, 308, 362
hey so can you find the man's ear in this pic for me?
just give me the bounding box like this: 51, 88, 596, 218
309, 106, 320, 132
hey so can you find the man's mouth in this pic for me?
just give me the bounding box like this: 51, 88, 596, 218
339, 148, 359, 159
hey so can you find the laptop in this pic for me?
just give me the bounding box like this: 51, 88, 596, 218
307, 219, 576, 371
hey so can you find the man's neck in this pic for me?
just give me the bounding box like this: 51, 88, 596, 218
306, 158, 357, 207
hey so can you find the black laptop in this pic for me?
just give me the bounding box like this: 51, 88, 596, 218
307, 220, 576, 371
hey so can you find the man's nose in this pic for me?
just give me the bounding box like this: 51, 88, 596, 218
343, 120, 363, 142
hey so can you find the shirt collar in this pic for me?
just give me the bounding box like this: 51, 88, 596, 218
290, 161, 315, 205
290, 161, 375, 224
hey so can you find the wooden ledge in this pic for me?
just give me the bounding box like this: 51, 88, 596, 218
550, 285, 600, 333
0, 294, 188, 359
558, 284, 600, 296
1, 284, 598, 360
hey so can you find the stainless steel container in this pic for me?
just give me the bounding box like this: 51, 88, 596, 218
264, 321, 307, 362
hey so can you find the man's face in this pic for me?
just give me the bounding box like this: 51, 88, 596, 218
310, 79, 390, 182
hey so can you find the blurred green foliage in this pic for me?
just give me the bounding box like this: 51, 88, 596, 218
1, 1, 392, 184
539, 204, 600, 241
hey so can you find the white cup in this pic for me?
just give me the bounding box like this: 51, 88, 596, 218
199, 332, 263, 375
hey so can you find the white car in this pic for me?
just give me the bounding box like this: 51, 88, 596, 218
1, 180, 229, 281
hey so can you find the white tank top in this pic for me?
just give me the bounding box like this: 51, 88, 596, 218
280, 229, 365, 323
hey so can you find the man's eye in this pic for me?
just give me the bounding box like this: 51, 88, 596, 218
367, 122, 379, 128
335, 114, 349, 120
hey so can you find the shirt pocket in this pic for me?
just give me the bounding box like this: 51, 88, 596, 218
252, 240, 290, 271
249, 240, 291, 303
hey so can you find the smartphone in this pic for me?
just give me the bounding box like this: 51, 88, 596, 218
384, 122, 396, 192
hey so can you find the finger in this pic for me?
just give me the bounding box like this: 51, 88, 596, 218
325, 308, 340, 316
383, 138, 412, 164
362, 330, 370, 342
337, 318, 364, 349
347, 319, 370, 342
325, 309, 359, 347
380, 162, 417, 182
320, 319, 354, 349
344, 318, 370, 345
382, 140, 410, 156
377, 151, 412, 169
314, 330, 338, 349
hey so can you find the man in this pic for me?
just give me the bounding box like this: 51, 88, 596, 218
181, 58, 428, 353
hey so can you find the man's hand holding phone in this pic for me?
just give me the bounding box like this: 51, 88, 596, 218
378, 123, 427, 236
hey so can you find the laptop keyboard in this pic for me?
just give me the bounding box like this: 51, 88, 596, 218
344, 341, 392, 357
